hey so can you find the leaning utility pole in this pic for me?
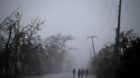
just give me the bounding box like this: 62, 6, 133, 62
114, 0, 122, 65
88, 48, 93, 59
88, 35, 97, 58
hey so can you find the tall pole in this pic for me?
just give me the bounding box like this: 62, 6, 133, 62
88, 36, 97, 58
88, 48, 93, 59
114, 0, 122, 66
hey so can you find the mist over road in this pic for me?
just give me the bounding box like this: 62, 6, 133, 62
24, 72, 95, 78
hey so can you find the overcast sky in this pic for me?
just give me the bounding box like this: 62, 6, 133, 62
0, 0, 140, 68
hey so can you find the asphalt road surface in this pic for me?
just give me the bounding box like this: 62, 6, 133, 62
24, 72, 96, 78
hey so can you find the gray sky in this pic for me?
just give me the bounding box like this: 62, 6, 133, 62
0, 0, 140, 68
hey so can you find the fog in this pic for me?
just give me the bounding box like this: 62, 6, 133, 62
0, 0, 140, 76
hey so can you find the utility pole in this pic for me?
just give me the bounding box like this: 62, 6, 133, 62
88, 35, 97, 58
88, 48, 93, 59
114, 0, 122, 65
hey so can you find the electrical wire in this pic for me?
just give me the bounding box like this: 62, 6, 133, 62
97, 0, 115, 37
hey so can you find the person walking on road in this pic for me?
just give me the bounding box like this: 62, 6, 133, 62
81, 69, 84, 78
78, 69, 81, 78
85, 69, 88, 77
73, 68, 76, 78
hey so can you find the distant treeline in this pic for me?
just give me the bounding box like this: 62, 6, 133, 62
0, 12, 73, 78
90, 29, 140, 78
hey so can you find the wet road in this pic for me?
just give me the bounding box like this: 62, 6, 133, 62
24, 72, 96, 78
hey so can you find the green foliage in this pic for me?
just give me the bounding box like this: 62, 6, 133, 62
91, 44, 114, 78
90, 30, 140, 78
0, 12, 73, 78
0, 11, 45, 77
44, 34, 73, 73
116, 35, 140, 78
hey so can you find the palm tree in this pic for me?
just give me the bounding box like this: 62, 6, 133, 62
119, 29, 135, 52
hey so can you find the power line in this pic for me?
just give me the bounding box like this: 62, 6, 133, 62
97, 0, 115, 37
95, 0, 108, 34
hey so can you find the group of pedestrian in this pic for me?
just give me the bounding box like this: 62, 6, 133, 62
73, 68, 88, 78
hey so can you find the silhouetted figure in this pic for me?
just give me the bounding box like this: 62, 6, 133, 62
81, 69, 84, 78
73, 68, 76, 78
78, 69, 81, 78
85, 69, 88, 77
